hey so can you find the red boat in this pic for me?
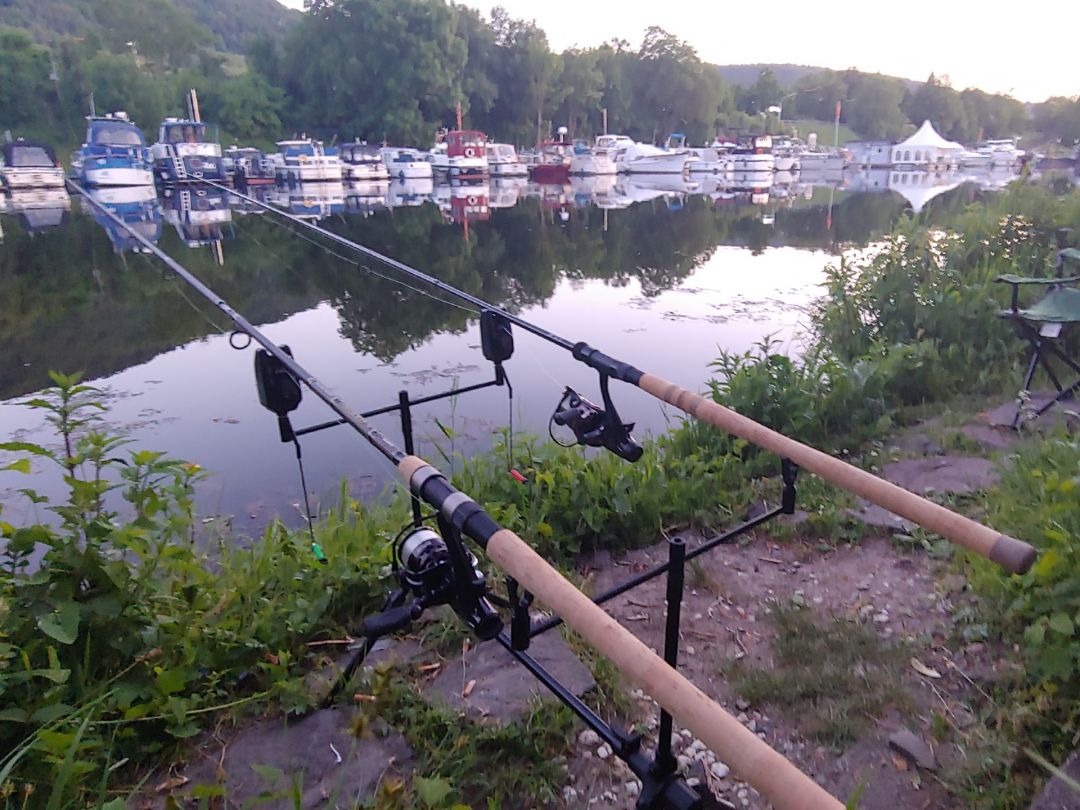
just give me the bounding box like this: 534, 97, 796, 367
526, 140, 572, 184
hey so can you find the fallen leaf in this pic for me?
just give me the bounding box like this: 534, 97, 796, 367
891, 753, 909, 771
910, 658, 942, 679
155, 775, 189, 793
463, 679, 476, 698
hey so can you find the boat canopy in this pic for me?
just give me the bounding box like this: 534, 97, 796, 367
342, 143, 381, 161
2, 141, 59, 168
160, 120, 208, 144
87, 119, 146, 147
487, 143, 517, 160
277, 140, 318, 157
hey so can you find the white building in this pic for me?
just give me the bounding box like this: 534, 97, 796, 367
847, 141, 893, 168
891, 121, 964, 171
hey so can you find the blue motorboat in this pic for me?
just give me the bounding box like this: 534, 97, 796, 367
150, 119, 225, 183
72, 112, 154, 187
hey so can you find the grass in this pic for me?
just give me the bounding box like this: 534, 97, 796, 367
726, 602, 910, 749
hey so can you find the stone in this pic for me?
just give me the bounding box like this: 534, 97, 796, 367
873, 610, 890, 624
624, 780, 641, 798
563, 786, 578, 802
578, 729, 601, 748
1029, 747, 1080, 809
425, 632, 595, 723
160, 707, 413, 809
848, 500, 916, 532
597, 743, 612, 760
736, 712, 749, 724
711, 761, 730, 779
882, 457, 999, 495
735, 698, 751, 712
888, 728, 939, 770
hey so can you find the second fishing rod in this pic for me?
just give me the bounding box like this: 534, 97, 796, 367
212, 179, 1038, 577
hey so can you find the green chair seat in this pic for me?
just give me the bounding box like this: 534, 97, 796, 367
996, 273, 1080, 286
1010, 288, 1080, 324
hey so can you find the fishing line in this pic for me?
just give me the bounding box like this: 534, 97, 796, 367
136, 251, 230, 336
244, 203, 482, 317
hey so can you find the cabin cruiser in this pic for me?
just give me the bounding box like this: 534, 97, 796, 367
797, 149, 845, 172
72, 112, 154, 187
486, 143, 528, 177
1, 141, 65, 189
595, 135, 691, 174
340, 142, 390, 182
664, 136, 735, 175
427, 130, 488, 179
150, 118, 224, 182
973, 138, 1025, 168
771, 138, 800, 172
380, 147, 433, 180
569, 139, 617, 176
81, 186, 161, 252
223, 146, 276, 185
732, 135, 775, 173
269, 139, 343, 183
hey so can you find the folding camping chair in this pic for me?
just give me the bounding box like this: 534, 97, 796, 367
996, 230, 1080, 428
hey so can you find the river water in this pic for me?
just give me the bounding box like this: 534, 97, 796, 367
0, 171, 1009, 529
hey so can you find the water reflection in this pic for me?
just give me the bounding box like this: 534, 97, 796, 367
81, 186, 161, 253
0, 162, 1031, 524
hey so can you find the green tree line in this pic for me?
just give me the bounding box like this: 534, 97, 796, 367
1, 0, 1078, 152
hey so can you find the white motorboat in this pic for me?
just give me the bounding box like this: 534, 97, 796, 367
344, 181, 389, 216
974, 138, 1025, 168
1, 141, 66, 189
72, 112, 154, 187
771, 138, 800, 172
595, 135, 691, 175
269, 139, 343, 183
797, 149, 845, 172
569, 139, 617, 176
732, 135, 775, 173
340, 142, 390, 182
486, 143, 528, 177
959, 150, 994, 170
380, 147, 433, 180
488, 176, 526, 208
150, 119, 224, 183
3, 187, 71, 233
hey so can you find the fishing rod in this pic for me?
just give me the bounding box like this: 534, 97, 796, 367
71, 180, 847, 809
211, 179, 1037, 576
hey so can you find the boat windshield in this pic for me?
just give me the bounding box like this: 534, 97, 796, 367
165, 123, 206, 144
91, 123, 144, 147
8, 145, 56, 167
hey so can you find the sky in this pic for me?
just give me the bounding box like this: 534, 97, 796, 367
276, 0, 1078, 103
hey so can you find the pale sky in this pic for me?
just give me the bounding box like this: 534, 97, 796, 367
277, 0, 1078, 102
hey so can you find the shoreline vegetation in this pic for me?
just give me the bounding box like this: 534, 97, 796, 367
3, 183, 1080, 807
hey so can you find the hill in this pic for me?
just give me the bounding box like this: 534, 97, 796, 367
714, 63, 823, 88
0, 0, 300, 53
715, 62, 921, 92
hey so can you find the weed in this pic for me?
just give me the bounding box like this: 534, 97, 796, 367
726, 602, 910, 749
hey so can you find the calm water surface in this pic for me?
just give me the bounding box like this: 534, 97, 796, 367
0, 172, 1009, 528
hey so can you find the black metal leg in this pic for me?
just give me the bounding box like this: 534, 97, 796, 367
655, 536, 687, 775
399, 389, 423, 527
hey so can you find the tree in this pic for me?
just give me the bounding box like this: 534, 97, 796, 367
846, 75, 908, 139
903, 74, 971, 141
0, 27, 52, 128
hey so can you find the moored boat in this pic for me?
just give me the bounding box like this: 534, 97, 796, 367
732, 135, 775, 173
150, 118, 224, 183
223, 146, 276, 185
269, 138, 343, 183
569, 139, 617, 176
1, 141, 65, 189
486, 143, 528, 177
526, 140, 574, 183
427, 130, 488, 180
595, 134, 691, 175
72, 112, 154, 187
340, 142, 391, 182
380, 147, 434, 180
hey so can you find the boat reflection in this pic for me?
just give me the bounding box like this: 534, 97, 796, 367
79, 185, 161, 253
1, 187, 71, 234
344, 180, 390, 217
161, 186, 233, 252
265, 182, 345, 221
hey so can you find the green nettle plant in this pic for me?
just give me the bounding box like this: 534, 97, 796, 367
0, 373, 392, 805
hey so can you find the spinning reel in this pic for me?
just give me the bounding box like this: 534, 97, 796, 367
550, 382, 643, 463
361, 521, 502, 643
